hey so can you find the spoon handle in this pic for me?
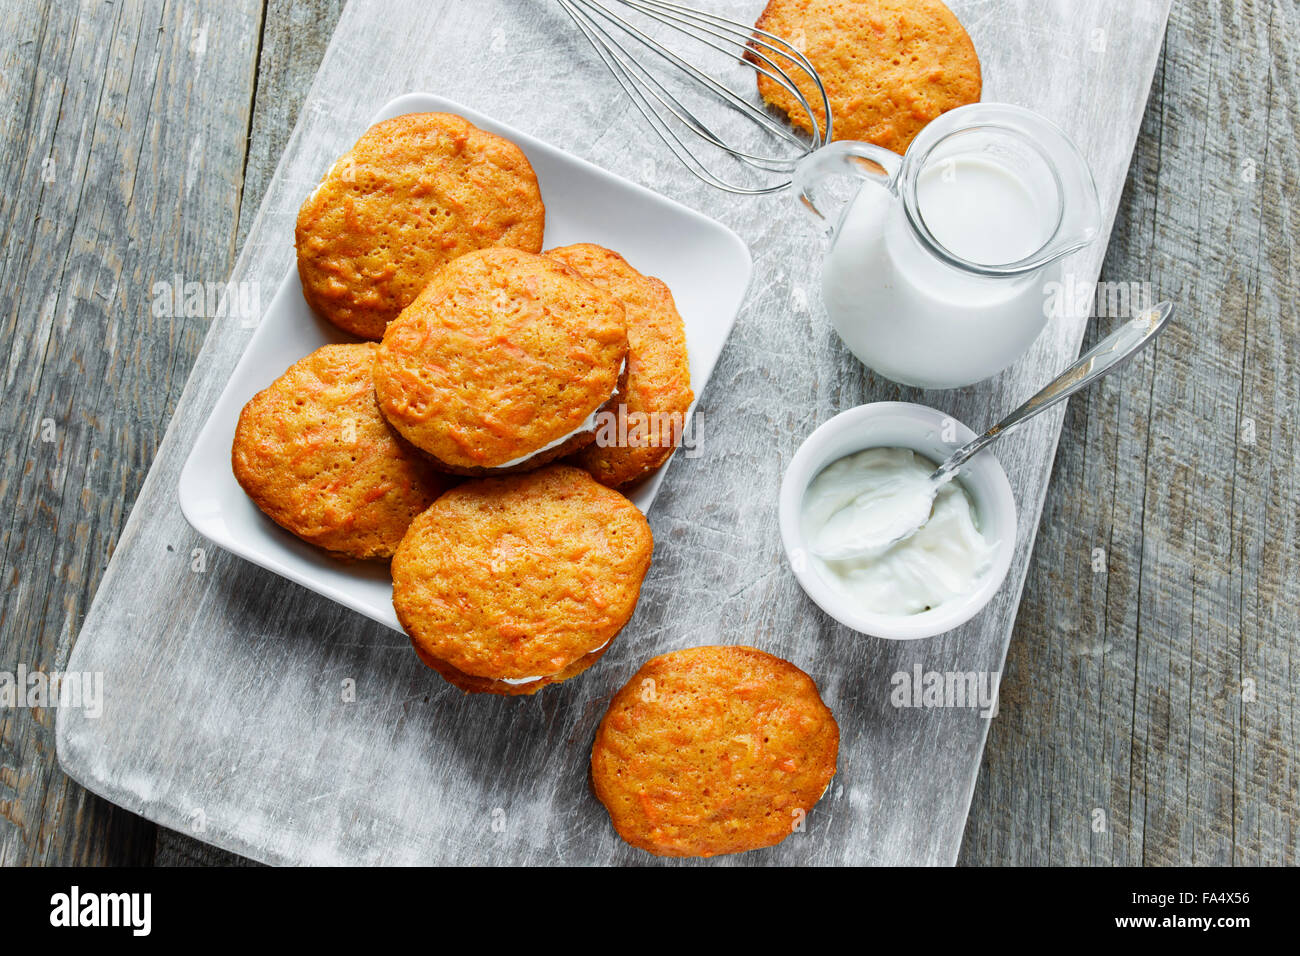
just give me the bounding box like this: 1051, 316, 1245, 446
934, 301, 1175, 482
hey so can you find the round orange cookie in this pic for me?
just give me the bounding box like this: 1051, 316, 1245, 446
548, 244, 693, 488
754, 0, 981, 153
391, 465, 653, 695
591, 645, 839, 857
295, 112, 546, 340
231, 343, 450, 560
373, 247, 628, 474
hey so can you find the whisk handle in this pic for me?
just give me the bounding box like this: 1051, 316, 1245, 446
793, 141, 902, 229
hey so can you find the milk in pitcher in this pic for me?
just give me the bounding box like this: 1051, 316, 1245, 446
823, 154, 1057, 388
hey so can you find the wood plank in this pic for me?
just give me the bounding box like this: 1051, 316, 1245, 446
54, 0, 1173, 865
235, 0, 348, 251
0, 0, 263, 865
961, 0, 1299, 865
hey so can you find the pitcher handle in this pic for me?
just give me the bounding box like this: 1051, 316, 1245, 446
794, 141, 903, 229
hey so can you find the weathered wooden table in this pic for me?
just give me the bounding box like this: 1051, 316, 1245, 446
1, 0, 1294, 866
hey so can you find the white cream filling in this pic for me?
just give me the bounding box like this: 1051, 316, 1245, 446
487, 359, 625, 471
490, 406, 602, 470
498, 637, 613, 685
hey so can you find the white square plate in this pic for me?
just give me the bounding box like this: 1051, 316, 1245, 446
178, 92, 753, 632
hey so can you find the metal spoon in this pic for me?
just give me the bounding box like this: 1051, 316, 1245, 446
813, 301, 1175, 562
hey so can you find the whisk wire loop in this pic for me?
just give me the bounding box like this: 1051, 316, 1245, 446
557, 0, 833, 194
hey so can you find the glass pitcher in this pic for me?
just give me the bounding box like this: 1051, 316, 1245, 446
794, 103, 1102, 389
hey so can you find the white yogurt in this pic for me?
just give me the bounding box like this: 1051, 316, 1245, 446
821, 154, 1058, 388
800, 448, 996, 617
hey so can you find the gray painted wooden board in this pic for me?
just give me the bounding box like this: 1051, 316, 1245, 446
54, 0, 1171, 865
153, 0, 348, 869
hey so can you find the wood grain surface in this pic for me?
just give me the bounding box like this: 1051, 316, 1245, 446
0, 0, 262, 866
0, 0, 1292, 866
962, 0, 1299, 866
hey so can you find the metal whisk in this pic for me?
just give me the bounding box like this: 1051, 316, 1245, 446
555, 0, 832, 194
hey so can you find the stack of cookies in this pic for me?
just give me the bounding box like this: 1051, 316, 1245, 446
233, 111, 693, 696
231, 110, 843, 859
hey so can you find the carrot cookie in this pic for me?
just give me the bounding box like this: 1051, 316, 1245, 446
591, 645, 839, 857
548, 244, 693, 488
295, 112, 546, 340
373, 247, 628, 475
391, 465, 653, 695
232, 343, 450, 560
753, 0, 981, 153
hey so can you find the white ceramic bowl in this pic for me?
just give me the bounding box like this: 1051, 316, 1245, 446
779, 402, 1017, 639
